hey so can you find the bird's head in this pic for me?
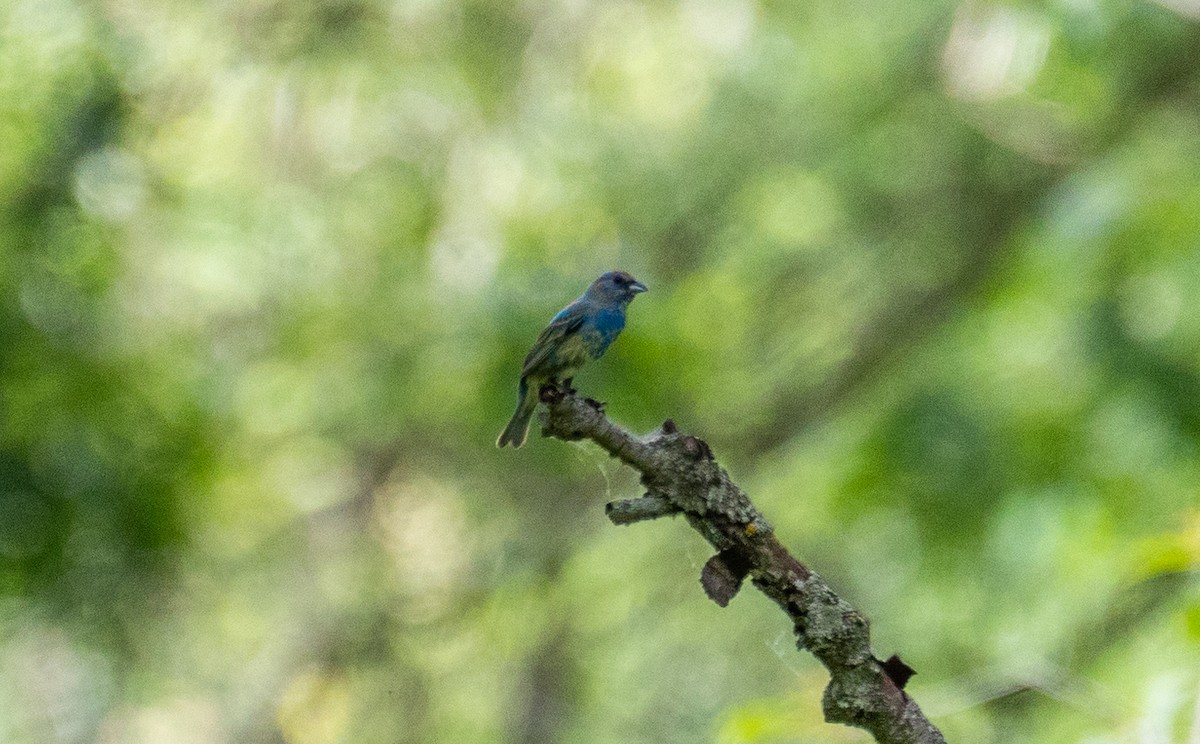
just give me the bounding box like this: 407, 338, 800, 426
586, 270, 648, 305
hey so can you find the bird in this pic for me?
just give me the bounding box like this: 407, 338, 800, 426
497, 270, 648, 448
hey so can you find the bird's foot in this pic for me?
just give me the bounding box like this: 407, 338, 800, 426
539, 384, 565, 404
585, 397, 606, 413
562, 378, 577, 395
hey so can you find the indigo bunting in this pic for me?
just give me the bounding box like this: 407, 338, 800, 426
497, 270, 648, 448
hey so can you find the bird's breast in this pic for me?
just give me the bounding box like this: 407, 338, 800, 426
581, 308, 625, 359
592, 307, 626, 334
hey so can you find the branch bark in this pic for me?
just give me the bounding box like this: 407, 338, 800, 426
538, 391, 946, 744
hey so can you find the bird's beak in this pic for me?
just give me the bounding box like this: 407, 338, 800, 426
630, 280, 648, 294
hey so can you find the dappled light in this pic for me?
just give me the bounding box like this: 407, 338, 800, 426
2, 0, 1200, 742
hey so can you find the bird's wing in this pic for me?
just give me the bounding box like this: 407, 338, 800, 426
520, 305, 586, 378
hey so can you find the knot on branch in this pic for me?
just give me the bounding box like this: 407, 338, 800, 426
878, 655, 917, 691
701, 549, 752, 607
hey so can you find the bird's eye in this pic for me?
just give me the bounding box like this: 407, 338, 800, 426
613, 275, 627, 285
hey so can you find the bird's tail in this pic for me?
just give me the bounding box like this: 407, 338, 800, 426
496, 380, 537, 448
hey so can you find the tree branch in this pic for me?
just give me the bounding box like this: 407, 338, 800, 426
538, 391, 946, 744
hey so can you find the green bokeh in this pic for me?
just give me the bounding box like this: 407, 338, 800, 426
1, 0, 1199, 742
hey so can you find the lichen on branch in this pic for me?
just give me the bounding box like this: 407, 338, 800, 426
536, 390, 947, 744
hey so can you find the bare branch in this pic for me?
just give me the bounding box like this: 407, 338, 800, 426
538, 392, 946, 744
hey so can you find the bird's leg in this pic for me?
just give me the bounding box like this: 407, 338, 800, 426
562, 377, 577, 395
538, 383, 563, 403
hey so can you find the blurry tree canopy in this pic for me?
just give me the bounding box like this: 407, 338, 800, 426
1, 0, 1200, 742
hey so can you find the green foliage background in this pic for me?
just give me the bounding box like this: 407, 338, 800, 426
2, 0, 1199, 742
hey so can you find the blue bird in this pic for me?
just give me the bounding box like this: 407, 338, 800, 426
497, 270, 648, 448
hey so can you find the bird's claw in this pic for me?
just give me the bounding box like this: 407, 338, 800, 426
585, 397, 606, 412
539, 384, 564, 403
